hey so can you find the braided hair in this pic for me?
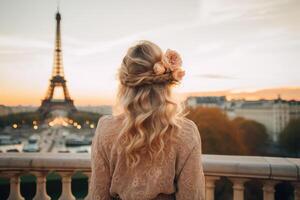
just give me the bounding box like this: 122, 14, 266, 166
118, 41, 180, 88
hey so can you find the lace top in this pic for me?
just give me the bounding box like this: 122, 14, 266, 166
89, 114, 205, 200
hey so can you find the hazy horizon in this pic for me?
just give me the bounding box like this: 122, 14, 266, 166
1, 87, 300, 107
1, 0, 300, 106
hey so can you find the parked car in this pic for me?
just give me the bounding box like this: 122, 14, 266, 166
23, 143, 40, 152
28, 134, 40, 144
6, 148, 19, 152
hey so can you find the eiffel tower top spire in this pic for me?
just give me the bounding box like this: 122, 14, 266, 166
52, 10, 64, 77
57, 0, 60, 13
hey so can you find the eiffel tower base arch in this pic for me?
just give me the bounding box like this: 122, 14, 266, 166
38, 99, 77, 119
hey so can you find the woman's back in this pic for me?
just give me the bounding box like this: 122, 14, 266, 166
90, 40, 205, 199
89, 114, 205, 200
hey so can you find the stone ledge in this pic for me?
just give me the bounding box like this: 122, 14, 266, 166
202, 155, 299, 181
0, 153, 299, 181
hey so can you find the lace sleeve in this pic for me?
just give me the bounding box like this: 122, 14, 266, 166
176, 123, 205, 200
89, 116, 111, 200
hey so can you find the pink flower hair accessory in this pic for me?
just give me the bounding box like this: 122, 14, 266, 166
162, 49, 182, 71
153, 48, 185, 82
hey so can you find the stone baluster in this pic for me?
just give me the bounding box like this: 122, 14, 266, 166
263, 180, 278, 200
230, 178, 248, 200
33, 172, 51, 200
7, 171, 24, 200
205, 176, 219, 200
58, 172, 75, 200
293, 182, 300, 200
84, 172, 91, 200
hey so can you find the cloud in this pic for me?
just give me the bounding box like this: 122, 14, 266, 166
0, 35, 52, 50
68, 20, 202, 57
195, 74, 237, 80
200, 0, 297, 22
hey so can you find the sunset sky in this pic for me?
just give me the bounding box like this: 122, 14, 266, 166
0, 0, 300, 106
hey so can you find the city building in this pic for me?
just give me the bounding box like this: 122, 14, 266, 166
0, 105, 11, 116
0, 105, 37, 116
77, 105, 113, 115
229, 97, 300, 141
186, 95, 300, 142
186, 96, 227, 109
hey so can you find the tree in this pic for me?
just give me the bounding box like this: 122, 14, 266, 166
0, 112, 42, 129
279, 118, 300, 157
233, 117, 269, 155
186, 107, 247, 155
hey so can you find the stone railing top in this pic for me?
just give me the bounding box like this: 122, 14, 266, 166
0, 153, 299, 181
203, 154, 300, 181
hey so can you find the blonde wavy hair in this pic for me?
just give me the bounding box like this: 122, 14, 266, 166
117, 40, 185, 168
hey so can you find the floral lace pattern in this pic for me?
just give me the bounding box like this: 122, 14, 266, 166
89, 115, 205, 200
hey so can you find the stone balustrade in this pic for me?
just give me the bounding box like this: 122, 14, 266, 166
0, 153, 299, 200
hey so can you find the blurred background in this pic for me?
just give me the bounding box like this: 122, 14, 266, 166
0, 0, 299, 199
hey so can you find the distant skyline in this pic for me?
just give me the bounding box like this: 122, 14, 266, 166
1, 0, 300, 106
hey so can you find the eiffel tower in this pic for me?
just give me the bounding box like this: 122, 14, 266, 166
38, 11, 76, 117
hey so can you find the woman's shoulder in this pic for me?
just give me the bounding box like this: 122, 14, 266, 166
93, 114, 123, 148
181, 117, 198, 130
180, 117, 200, 135
176, 117, 201, 149
96, 113, 124, 126
94, 114, 124, 136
